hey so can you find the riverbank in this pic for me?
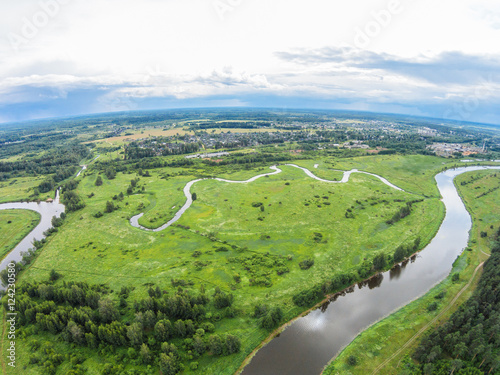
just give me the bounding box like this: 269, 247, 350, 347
322, 168, 500, 374
0, 193, 65, 281
236, 206, 445, 375
0, 210, 41, 261
0, 158, 473, 375
240, 166, 499, 375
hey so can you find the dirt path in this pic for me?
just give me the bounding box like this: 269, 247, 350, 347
1, 313, 6, 374
371, 261, 485, 374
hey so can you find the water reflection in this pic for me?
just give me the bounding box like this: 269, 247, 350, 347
0, 192, 65, 290
368, 273, 383, 289
357, 273, 384, 289
390, 264, 402, 280
241, 166, 500, 375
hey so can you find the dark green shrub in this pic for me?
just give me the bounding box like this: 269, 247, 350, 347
299, 258, 314, 270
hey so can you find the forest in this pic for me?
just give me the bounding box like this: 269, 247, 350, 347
407, 227, 500, 374
4, 277, 250, 375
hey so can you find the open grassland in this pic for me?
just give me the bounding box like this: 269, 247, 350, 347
324, 169, 500, 375
306, 154, 457, 197
0, 209, 40, 260
0, 177, 53, 203
1, 154, 450, 375
185, 165, 443, 289
91, 128, 189, 145
18, 162, 443, 297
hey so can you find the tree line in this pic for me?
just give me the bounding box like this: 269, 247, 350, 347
292, 237, 421, 308
408, 227, 500, 374
2, 277, 244, 375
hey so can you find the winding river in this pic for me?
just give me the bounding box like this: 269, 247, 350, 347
0, 191, 65, 289
129, 164, 404, 231
240, 166, 500, 375
0, 164, 498, 374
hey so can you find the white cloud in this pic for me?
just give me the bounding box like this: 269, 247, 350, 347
1, 0, 500, 123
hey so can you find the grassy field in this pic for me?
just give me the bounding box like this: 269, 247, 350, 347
0, 177, 54, 203
0, 154, 453, 374
304, 154, 455, 197
323, 168, 500, 375
0, 209, 40, 260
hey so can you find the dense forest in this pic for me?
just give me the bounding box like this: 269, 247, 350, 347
3, 278, 247, 375
0, 144, 90, 182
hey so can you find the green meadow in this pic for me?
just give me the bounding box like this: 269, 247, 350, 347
324, 168, 500, 375
1, 154, 459, 374
294, 155, 451, 197
0, 177, 53, 203
0, 209, 40, 260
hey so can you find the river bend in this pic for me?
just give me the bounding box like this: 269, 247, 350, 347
0, 165, 497, 373
240, 166, 500, 375
0, 192, 65, 289
130, 164, 404, 232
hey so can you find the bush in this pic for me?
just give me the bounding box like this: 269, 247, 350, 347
312, 232, 323, 243
427, 302, 438, 312
393, 246, 406, 263
373, 253, 387, 271
51, 216, 64, 228
299, 258, 314, 270
225, 334, 241, 354
434, 291, 446, 300
62, 191, 85, 212
190, 362, 198, 370
276, 266, 289, 275
292, 285, 322, 307
213, 291, 233, 309
261, 307, 283, 329
105, 167, 116, 180
38, 178, 55, 193
347, 355, 358, 366
49, 269, 61, 282
208, 335, 223, 356
105, 201, 115, 213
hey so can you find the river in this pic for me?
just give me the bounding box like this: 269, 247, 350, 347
129, 164, 404, 231
0, 191, 65, 288
0, 165, 497, 372
240, 166, 500, 375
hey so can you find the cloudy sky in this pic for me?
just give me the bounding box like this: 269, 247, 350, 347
0, 0, 499, 124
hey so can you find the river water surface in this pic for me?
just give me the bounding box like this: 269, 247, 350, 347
0, 166, 497, 372
0, 192, 65, 286
241, 166, 500, 375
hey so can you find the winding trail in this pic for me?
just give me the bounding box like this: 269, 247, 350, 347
130, 164, 405, 232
